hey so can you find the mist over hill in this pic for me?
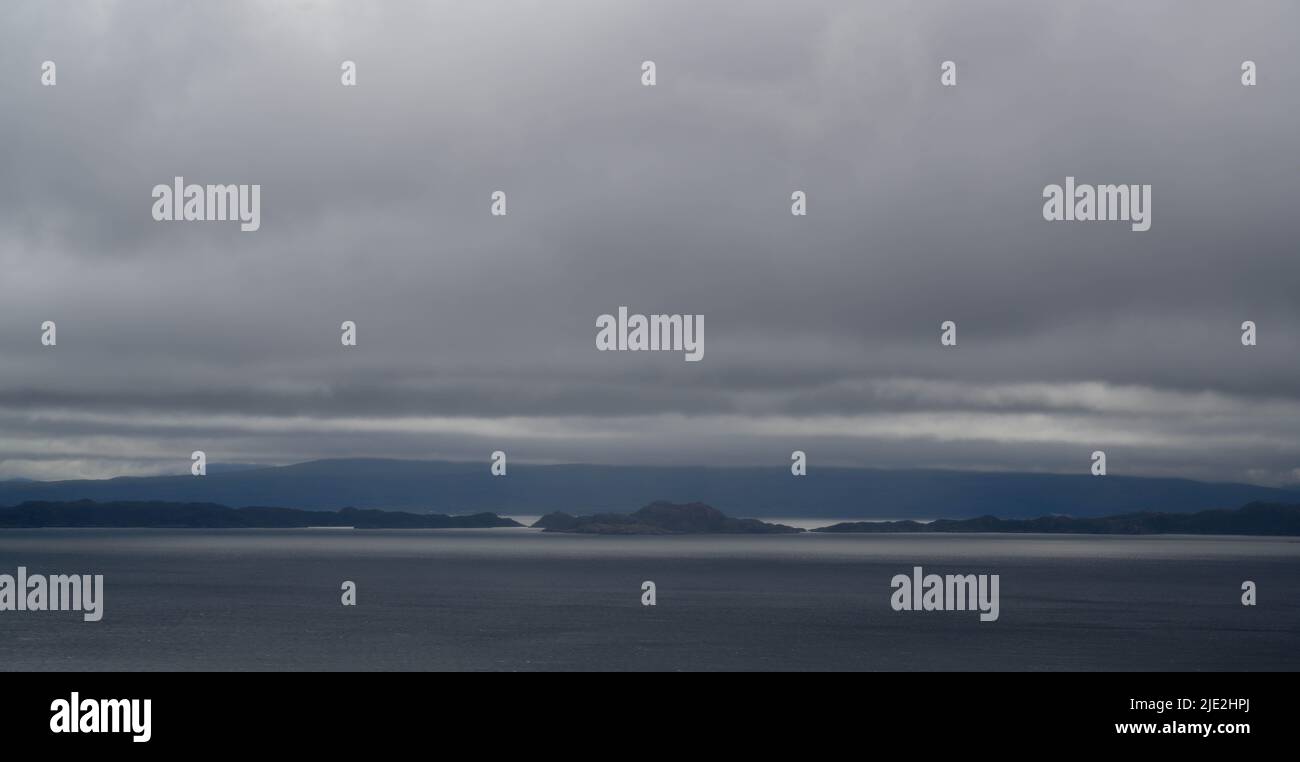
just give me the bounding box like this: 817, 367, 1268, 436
1, 459, 1297, 519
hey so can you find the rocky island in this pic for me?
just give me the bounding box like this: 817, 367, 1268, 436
532, 501, 803, 534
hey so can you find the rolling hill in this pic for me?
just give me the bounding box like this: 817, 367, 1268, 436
1, 458, 1297, 519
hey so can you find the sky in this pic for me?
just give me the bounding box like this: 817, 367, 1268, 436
1, 0, 1298, 484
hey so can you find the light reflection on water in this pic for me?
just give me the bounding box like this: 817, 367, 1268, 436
0, 527, 1296, 562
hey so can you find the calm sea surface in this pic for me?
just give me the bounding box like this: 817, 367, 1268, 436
1, 528, 1297, 671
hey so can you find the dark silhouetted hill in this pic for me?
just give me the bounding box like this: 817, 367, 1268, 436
532, 501, 802, 534
0, 500, 521, 529
0, 458, 1296, 519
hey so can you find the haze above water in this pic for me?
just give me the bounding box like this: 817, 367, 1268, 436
1, 529, 1296, 671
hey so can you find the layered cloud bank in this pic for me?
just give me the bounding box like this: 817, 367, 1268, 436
1, 1, 1297, 484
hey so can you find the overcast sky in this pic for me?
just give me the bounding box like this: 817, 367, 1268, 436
1, 0, 1298, 484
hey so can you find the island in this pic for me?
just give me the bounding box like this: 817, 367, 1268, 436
532, 501, 803, 534
812, 501, 1300, 535
6, 498, 1297, 536
0, 500, 521, 529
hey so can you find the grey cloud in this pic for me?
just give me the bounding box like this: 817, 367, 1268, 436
1, 0, 1298, 484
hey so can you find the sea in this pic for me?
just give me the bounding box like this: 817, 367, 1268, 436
1, 525, 1297, 671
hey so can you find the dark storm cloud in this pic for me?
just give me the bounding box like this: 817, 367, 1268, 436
1, 0, 1298, 483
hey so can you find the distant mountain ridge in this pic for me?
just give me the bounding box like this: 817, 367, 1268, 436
6, 498, 1294, 536
0, 458, 1296, 520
